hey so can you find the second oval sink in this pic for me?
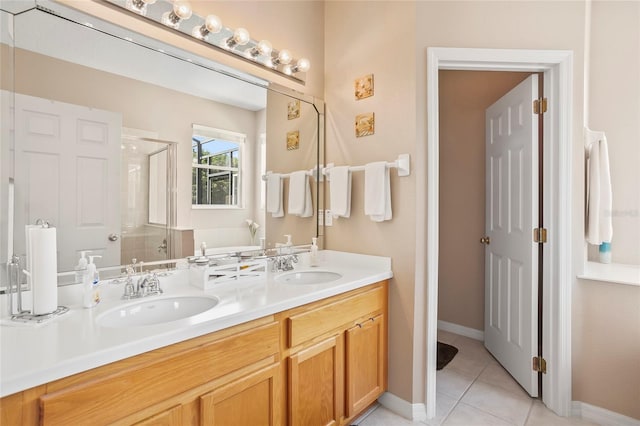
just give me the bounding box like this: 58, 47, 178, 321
96, 295, 220, 328
275, 270, 342, 285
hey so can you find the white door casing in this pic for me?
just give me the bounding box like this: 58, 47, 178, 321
425, 47, 573, 420
484, 74, 539, 397
14, 94, 122, 272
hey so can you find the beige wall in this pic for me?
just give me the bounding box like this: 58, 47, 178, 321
438, 71, 530, 332
586, 1, 640, 264
325, 1, 418, 402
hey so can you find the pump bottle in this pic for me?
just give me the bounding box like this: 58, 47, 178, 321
83, 255, 102, 308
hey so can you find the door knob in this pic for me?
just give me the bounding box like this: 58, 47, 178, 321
108, 233, 119, 242
480, 236, 491, 245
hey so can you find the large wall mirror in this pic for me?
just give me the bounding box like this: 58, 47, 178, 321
0, 1, 323, 285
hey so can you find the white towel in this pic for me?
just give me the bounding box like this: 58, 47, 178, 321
586, 129, 612, 245
364, 162, 392, 222
288, 171, 313, 217
266, 173, 283, 218
329, 166, 352, 218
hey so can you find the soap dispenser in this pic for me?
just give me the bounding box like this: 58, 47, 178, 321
83, 255, 102, 308
74, 250, 90, 284
310, 237, 319, 267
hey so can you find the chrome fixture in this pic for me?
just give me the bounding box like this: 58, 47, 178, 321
125, 0, 156, 16
110, 0, 310, 81
122, 266, 163, 299
270, 254, 298, 272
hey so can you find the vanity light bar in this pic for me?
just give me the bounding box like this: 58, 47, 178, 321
107, 0, 310, 82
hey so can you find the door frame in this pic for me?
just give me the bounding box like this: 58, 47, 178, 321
425, 48, 573, 418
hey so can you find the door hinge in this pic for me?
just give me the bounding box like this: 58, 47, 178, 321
533, 227, 548, 243
533, 356, 547, 374
533, 97, 548, 115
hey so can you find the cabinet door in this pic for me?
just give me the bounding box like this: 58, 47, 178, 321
134, 405, 182, 426
289, 335, 344, 426
345, 314, 386, 417
200, 363, 282, 426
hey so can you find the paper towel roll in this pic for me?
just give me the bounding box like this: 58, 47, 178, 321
27, 226, 58, 315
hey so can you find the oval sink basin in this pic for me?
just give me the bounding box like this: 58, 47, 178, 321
275, 270, 342, 285
96, 296, 219, 328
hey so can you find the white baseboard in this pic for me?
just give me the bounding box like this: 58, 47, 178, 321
572, 401, 640, 426
438, 320, 484, 341
378, 392, 427, 422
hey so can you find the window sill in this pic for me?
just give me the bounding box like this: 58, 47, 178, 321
578, 261, 640, 287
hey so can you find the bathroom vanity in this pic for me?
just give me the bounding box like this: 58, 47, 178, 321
0, 251, 391, 425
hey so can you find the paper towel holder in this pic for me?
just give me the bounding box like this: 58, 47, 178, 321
8, 220, 69, 324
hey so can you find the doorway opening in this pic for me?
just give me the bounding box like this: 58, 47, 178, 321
425, 48, 574, 419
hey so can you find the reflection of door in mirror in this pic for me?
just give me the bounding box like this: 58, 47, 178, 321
14, 93, 122, 274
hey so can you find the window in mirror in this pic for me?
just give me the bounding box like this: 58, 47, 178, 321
192, 125, 246, 208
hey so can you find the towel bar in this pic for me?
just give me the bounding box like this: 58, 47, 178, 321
322, 153, 411, 179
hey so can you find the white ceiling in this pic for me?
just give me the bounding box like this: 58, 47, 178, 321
13, 6, 268, 111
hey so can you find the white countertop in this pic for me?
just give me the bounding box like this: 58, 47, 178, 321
0, 250, 392, 398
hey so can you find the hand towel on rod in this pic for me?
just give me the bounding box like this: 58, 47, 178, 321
329, 166, 352, 218
585, 129, 612, 244
364, 161, 392, 222
266, 173, 284, 218
288, 170, 313, 217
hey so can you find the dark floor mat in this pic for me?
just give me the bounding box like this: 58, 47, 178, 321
437, 341, 458, 370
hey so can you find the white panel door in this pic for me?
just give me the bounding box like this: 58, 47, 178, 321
14, 94, 122, 272
484, 75, 539, 396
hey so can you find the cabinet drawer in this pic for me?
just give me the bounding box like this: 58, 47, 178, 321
288, 285, 385, 348
39, 322, 280, 426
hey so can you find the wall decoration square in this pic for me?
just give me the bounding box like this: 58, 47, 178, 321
287, 99, 300, 120
355, 112, 375, 137
287, 130, 300, 150
355, 74, 374, 100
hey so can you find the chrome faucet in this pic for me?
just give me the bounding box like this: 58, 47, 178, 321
271, 254, 298, 272
136, 272, 163, 297
122, 265, 162, 299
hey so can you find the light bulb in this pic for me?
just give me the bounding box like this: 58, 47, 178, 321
191, 14, 222, 40
225, 27, 250, 49
248, 40, 272, 58
282, 64, 292, 75
294, 58, 310, 73
161, 0, 192, 29
272, 49, 292, 67
173, 1, 193, 20
256, 40, 272, 56
232, 28, 250, 45
204, 15, 222, 33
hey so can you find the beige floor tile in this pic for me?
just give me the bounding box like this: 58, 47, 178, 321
477, 362, 530, 398
442, 402, 513, 426
452, 336, 494, 362
436, 368, 475, 400
424, 393, 459, 426
446, 351, 492, 379
461, 381, 533, 425
438, 330, 459, 345
524, 401, 600, 426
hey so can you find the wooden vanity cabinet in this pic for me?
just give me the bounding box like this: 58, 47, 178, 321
0, 280, 388, 426
284, 280, 388, 426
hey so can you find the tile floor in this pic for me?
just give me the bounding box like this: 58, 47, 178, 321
356, 330, 600, 426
